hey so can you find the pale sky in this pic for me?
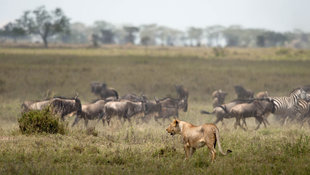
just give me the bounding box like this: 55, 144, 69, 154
0, 0, 309, 32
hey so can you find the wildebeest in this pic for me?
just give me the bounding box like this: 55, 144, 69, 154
146, 97, 187, 124
142, 99, 161, 123
175, 85, 189, 112
256, 91, 269, 98
102, 100, 145, 125
120, 93, 148, 102
49, 96, 82, 121
71, 99, 106, 127
90, 82, 119, 100
255, 91, 270, 124
142, 97, 186, 124
230, 99, 274, 130
22, 96, 82, 121
21, 99, 51, 113
201, 100, 246, 126
234, 85, 254, 99
211, 89, 227, 108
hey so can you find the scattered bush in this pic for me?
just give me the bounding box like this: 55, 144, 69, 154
86, 127, 98, 137
18, 108, 66, 134
213, 47, 226, 57
152, 146, 176, 157
0, 79, 5, 94
276, 48, 291, 55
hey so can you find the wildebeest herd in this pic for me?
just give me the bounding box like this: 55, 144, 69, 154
21, 83, 310, 130
201, 85, 310, 130
21, 83, 189, 127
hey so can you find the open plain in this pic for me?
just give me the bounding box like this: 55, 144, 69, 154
0, 47, 310, 174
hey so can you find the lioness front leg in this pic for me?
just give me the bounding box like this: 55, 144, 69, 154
189, 147, 196, 157
184, 144, 190, 159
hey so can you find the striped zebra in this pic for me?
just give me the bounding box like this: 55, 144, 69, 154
294, 99, 310, 126
271, 88, 307, 125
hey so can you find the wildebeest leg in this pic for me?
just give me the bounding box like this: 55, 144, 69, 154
98, 112, 105, 120
84, 119, 89, 128
127, 117, 133, 125
254, 115, 264, 130
154, 116, 163, 125
234, 118, 238, 129
255, 119, 262, 130
106, 115, 112, 126
162, 117, 166, 125
237, 117, 246, 131
221, 120, 226, 127
261, 118, 268, 128
263, 114, 270, 125
242, 118, 248, 130
120, 114, 127, 125
214, 117, 222, 125
61, 114, 65, 121
72, 116, 81, 127
141, 114, 150, 123
233, 115, 240, 129
262, 118, 269, 127
101, 116, 106, 126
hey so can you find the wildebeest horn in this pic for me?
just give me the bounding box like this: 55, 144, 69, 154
74, 91, 79, 99
154, 97, 159, 102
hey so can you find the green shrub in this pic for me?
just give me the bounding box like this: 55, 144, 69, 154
213, 47, 226, 57
275, 48, 291, 55
18, 108, 66, 134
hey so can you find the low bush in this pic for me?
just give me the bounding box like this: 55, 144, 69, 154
18, 108, 66, 134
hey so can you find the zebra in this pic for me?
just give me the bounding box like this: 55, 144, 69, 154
271, 88, 308, 125
293, 99, 310, 126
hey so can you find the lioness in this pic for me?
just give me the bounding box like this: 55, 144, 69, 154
166, 119, 231, 162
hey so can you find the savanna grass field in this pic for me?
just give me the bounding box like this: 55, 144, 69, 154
1, 46, 310, 174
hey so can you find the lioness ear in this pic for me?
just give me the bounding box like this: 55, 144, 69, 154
174, 119, 179, 125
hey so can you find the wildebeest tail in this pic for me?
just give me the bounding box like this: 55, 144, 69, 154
113, 90, 119, 99
200, 110, 214, 114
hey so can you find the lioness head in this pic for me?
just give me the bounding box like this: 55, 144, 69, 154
166, 119, 181, 136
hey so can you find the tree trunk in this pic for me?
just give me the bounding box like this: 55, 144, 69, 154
43, 37, 48, 48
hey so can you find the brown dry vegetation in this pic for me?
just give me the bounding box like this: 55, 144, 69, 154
0, 47, 310, 174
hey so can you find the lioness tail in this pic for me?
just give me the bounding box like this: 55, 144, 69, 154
215, 127, 232, 155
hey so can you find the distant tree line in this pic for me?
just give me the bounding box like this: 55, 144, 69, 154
1, 6, 310, 48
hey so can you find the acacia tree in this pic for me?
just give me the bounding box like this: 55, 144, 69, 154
123, 26, 139, 44
16, 6, 70, 48
0, 22, 26, 42
187, 27, 203, 46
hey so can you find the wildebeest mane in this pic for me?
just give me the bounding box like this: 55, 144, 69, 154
234, 85, 254, 99
53, 96, 77, 100
230, 98, 255, 104
158, 97, 179, 102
